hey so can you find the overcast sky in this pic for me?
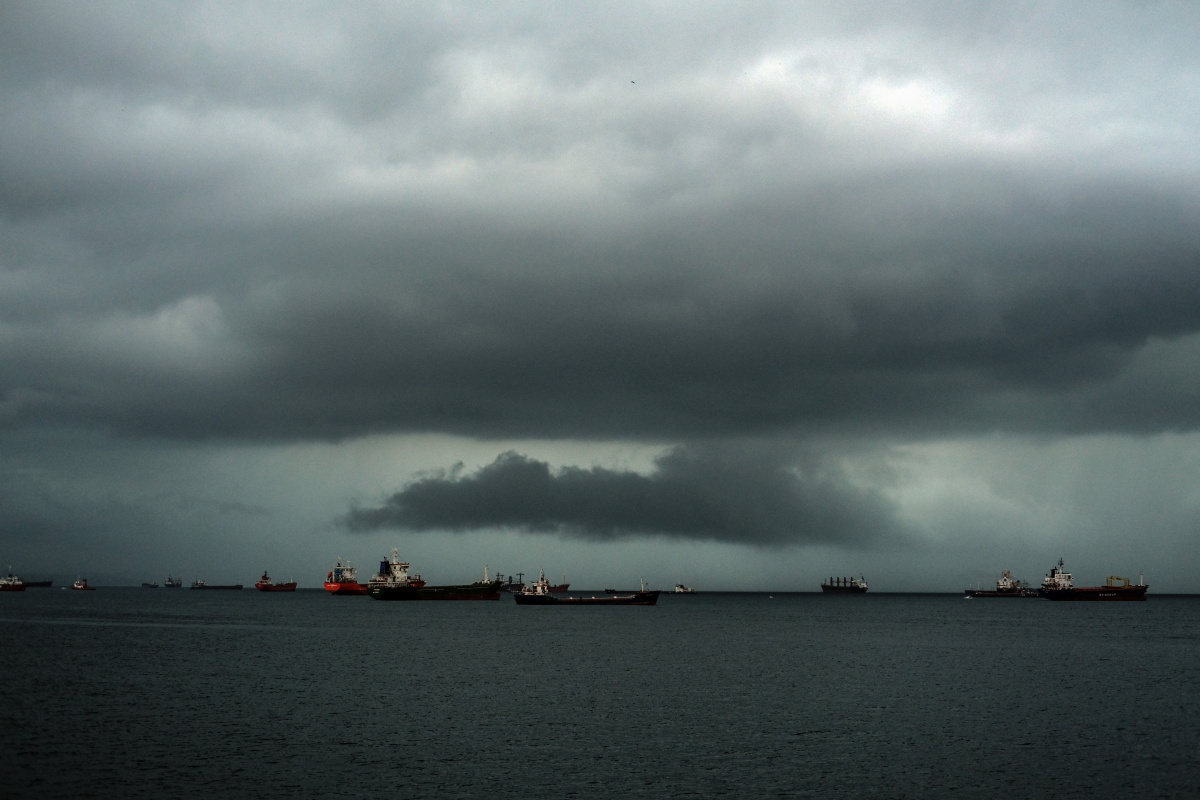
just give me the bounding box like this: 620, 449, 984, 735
3, 1, 1199, 590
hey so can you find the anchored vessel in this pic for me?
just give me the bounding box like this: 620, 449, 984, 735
1, 568, 25, 592
71, 578, 96, 591
190, 579, 243, 590
821, 576, 868, 594
965, 570, 1039, 598
367, 550, 501, 601
515, 571, 659, 605
141, 581, 159, 588
674, 584, 695, 594
325, 557, 369, 596
1038, 559, 1148, 601
164, 575, 183, 588
255, 571, 297, 592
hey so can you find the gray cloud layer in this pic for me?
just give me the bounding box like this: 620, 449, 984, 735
2, 4, 1200, 443
344, 444, 904, 546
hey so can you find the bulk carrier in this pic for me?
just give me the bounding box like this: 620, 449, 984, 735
821, 576, 868, 594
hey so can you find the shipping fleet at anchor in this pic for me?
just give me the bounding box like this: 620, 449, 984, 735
966, 559, 1148, 601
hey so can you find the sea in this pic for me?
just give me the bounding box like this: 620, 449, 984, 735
2, 589, 1197, 799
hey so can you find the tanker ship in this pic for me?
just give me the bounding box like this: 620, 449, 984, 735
965, 570, 1039, 598
324, 557, 371, 596
367, 549, 502, 601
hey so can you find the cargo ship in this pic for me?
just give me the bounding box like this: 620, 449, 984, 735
1, 568, 25, 592
190, 579, 243, 590
71, 578, 96, 591
964, 570, 1039, 598
1038, 559, 1148, 601
164, 575, 182, 588
498, 573, 526, 593
674, 584, 695, 594
515, 571, 659, 605
141, 581, 159, 588
821, 576, 868, 594
255, 571, 297, 592
367, 549, 501, 601
324, 557, 370, 595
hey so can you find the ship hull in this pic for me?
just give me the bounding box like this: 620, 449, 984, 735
1040, 585, 1147, 601
964, 589, 1040, 598
0, 583, 26, 592
368, 580, 503, 601
514, 591, 660, 606
820, 585, 867, 594
256, 582, 297, 592
325, 581, 368, 595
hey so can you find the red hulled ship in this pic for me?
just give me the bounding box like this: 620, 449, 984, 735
324, 557, 371, 596
1039, 559, 1148, 601
1, 567, 25, 592
255, 571, 297, 592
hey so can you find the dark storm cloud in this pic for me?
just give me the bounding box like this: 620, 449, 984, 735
343, 443, 904, 546
3, 1, 1200, 443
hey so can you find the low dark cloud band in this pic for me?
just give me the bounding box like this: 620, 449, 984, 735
343, 444, 906, 546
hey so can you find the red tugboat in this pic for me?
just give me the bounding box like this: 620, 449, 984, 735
515, 571, 659, 605
255, 571, 297, 592
1, 568, 25, 592
821, 576, 868, 594
1038, 559, 1148, 601
324, 557, 372, 596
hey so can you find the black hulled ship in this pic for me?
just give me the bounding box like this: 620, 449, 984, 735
821, 576, 868, 594
367, 549, 502, 601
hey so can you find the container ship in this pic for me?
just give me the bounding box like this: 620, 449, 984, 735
821, 576, 868, 594
1038, 559, 1148, 601
514, 571, 659, 605
255, 571, 297, 592
367, 549, 502, 601
965, 570, 1039, 598
324, 557, 371, 596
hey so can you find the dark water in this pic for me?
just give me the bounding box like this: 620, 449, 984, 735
2, 590, 1198, 799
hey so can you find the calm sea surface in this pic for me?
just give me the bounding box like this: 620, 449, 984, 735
2, 589, 1197, 799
